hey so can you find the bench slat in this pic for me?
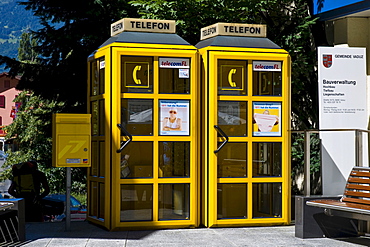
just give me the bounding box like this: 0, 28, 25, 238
346, 184, 370, 191
344, 191, 370, 198
352, 167, 370, 172
342, 196, 370, 205
307, 199, 370, 215
348, 177, 370, 184
351, 171, 370, 178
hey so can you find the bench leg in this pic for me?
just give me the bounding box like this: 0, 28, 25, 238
358, 220, 368, 235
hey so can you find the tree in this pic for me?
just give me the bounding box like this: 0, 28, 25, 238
0, 91, 66, 189
0, 0, 139, 193
18, 32, 39, 63
0, 0, 139, 112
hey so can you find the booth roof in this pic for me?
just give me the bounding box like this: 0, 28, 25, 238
99, 31, 192, 48
195, 36, 281, 49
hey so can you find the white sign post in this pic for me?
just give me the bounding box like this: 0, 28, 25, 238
318, 46, 367, 195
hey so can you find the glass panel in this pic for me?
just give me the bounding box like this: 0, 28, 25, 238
159, 58, 190, 94
99, 141, 105, 177
217, 184, 247, 219
121, 56, 153, 93
218, 60, 247, 96
91, 141, 98, 176
218, 101, 247, 137
252, 183, 282, 218
121, 184, 153, 221
99, 58, 105, 94
98, 183, 105, 219
90, 58, 105, 96
89, 181, 97, 217
91, 60, 98, 96
99, 99, 105, 136
158, 184, 190, 220
159, 142, 190, 178
217, 143, 247, 178
120, 142, 153, 178
91, 101, 98, 136
252, 142, 282, 177
252, 61, 282, 96
121, 99, 153, 136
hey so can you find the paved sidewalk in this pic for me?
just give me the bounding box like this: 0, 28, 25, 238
8, 221, 370, 246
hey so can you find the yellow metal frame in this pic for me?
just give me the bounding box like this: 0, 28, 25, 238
87, 46, 113, 230
111, 46, 199, 230
199, 47, 291, 227
87, 39, 291, 230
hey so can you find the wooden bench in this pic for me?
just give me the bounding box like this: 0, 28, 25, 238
307, 166, 370, 234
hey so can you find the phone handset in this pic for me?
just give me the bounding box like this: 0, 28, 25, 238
133, 65, 142, 84
228, 69, 237, 87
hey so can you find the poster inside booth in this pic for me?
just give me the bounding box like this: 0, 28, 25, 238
160, 100, 190, 135
253, 102, 281, 136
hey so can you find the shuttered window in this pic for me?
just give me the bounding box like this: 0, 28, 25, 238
0, 95, 5, 108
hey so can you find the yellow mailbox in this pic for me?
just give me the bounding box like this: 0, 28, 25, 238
52, 113, 91, 167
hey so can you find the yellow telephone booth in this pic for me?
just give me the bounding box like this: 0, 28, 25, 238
87, 18, 199, 230
87, 19, 291, 230
197, 23, 291, 227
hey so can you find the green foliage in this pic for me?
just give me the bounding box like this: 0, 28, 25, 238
72, 192, 87, 206
0, 0, 40, 64
291, 133, 321, 195
18, 32, 39, 63
1, 0, 139, 111
0, 91, 67, 192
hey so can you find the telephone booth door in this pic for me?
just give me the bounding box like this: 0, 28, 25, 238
197, 32, 291, 227
87, 24, 199, 230
112, 49, 199, 230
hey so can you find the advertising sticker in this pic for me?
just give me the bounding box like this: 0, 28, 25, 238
253, 102, 281, 137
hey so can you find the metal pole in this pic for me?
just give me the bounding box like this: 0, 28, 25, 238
355, 130, 363, 167
66, 167, 71, 231
304, 130, 311, 196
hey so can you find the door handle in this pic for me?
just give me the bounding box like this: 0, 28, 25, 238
214, 125, 229, 153
116, 124, 133, 153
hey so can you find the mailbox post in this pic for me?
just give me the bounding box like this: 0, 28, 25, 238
52, 113, 91, 230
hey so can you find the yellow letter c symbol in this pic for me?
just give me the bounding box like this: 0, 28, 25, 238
133, 65, 142, 84
228, 69, 237, 87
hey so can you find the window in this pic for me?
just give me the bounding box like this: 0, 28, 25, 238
4, 80, 10, 88
0, 95, 5, 108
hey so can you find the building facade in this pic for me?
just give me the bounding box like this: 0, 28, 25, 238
0, 72, 20, 128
